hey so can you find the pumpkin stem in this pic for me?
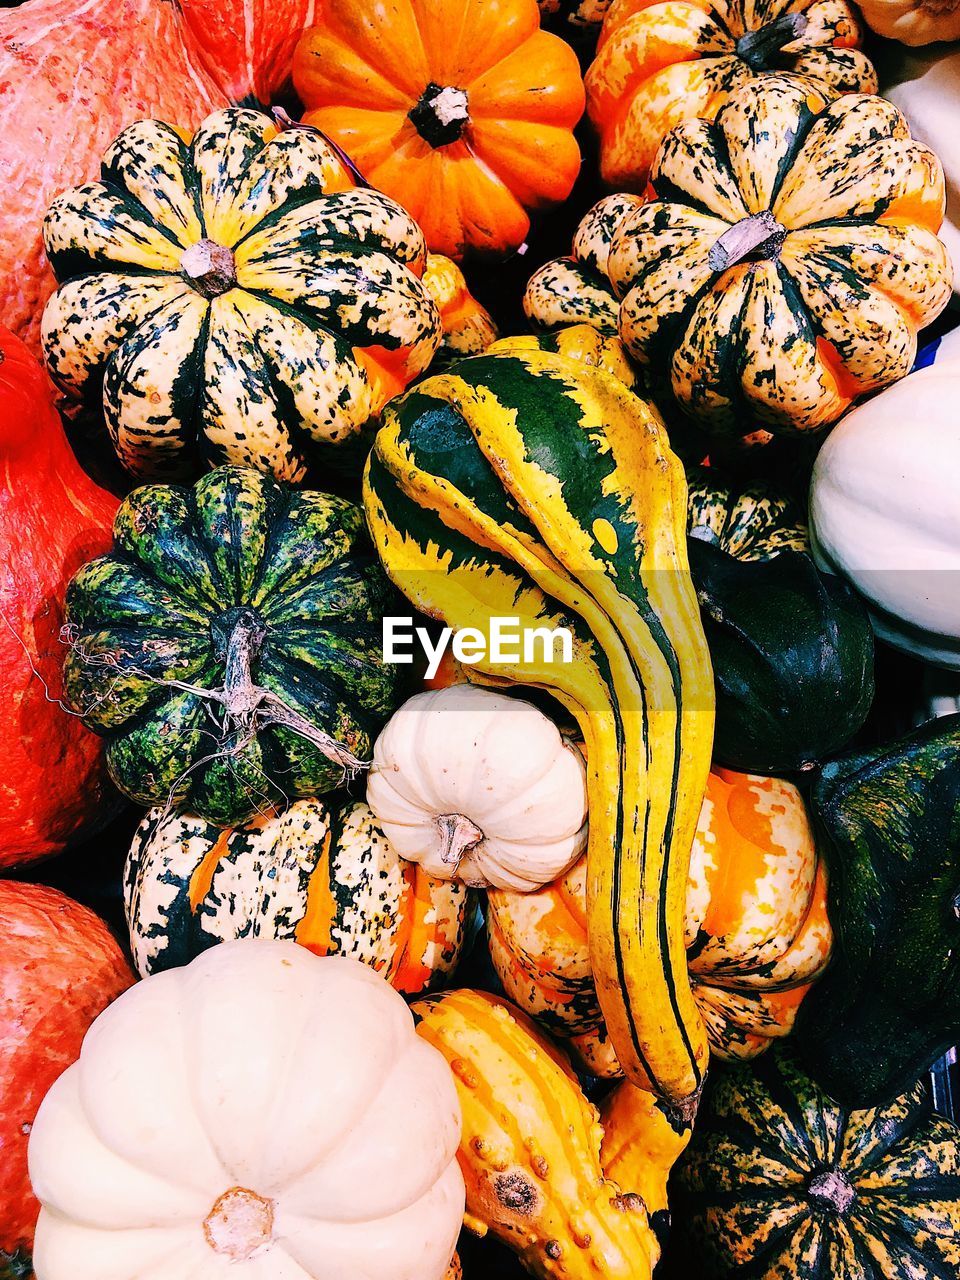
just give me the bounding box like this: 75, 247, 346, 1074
806, 1167, 857, 1215
409, 83, 470, 148
203, 1187, 275, 1261
181, 239, 237, 298
436, 812, 485, 869
735, 11, 808, 72
708, 211, 787, 273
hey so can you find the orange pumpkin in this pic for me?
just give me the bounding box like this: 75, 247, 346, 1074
293, 0, 585, 260
585, 0, 878, 190
487, 768, 832, 1076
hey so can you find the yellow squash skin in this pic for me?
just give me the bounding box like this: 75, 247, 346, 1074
586, 0, 877, 190
488, 326, 638, 390
488, 768, 832, 1071
600, 1081, 695, 1219
363, 349, 715, 1107
608, 77, 953, 441
413, 989, 662, 1280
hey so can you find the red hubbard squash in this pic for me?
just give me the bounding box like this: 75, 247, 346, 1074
293, 0, 585, 260
0, 881, 134, 1279
0, 0, 314, 351
0, 327, 118, 867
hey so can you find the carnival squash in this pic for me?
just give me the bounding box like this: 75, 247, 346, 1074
1, 883, 133, 1280
672, 1048, 960, 1279
424, 255, 499, 366
0, 0, 314, 351
488, 327, 638, 391
363, 349, 715, 1107
884, 47, 960, 296
488, 767, 832, 1072
860, 0, 960, 42
42, 108, 441, 483
125, 798, 469, 993
810, 364, 960, 670
61, 466, 402, 827
0, 327, 118, 868
293, 0, 585, 261
608, 78, 953, 441
538, 0, 614, 30
689, 541, 874, 772
795, 714, 960, 1109
523, 194, 641, 336
687, 467, 807, 562
28, 942, 465, 1280
413, 989, 662, 1280
367, 686, 588, 891
587, 0, 877, 190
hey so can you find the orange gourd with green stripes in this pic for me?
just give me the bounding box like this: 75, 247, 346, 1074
488, 768, 832, 1073
124, 797, 469, 994
363, 348, 715, 1108
413, 988, 663, 1280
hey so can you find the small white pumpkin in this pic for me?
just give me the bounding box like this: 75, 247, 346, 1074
810, 365, 960, 669
366, 685, 588, 891
863, 0, 960, 45
28, 942, 464, 1280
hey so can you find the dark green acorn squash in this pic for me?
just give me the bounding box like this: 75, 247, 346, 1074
795, 713, 960, 1110
672, 1048, 960, 1280
62, 465, 402, 826
689, 539, 874, 773
686, 467, 808, 563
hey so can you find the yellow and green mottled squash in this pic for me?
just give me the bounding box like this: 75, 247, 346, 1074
608, 78, 953, 442
423, 254, 499, 368
673, 1048, 960, 1279
41, 108, 442, 483
363, 348, 715, 1108
124, 797, 470, 994
62, 465, 402, 827
586, 0, 877, 191
523, 193, 641, 336
488, 327, 638, 392
413, 989, 664, 1280
686, 466, 808, 562
488, 768, 832, 1075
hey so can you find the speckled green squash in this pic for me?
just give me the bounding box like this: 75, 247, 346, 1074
523, 193, 642, 335
608, 78, 953, 441
41, 108, 442, 484
62, 465, 402, 826
687, 467, 808, 562
125, 796, 470, 992
674, 1048, 960, 1279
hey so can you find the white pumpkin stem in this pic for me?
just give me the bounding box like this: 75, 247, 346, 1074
436, 812, 484, 869
708, 210, 786, 273
181, 238, 237, 298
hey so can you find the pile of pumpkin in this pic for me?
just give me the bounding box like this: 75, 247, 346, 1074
3, 0, 960, 1276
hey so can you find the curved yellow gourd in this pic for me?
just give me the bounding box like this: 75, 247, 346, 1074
363, 350, 715, 1106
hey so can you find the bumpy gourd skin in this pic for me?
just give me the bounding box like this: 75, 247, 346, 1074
674, 1048, 960, 1279
41, 107, 441, 483
62, 465, 402, 827
413, 990, 663, 1280
609, 77, 953, 440
587, 0, 877, 189
364, 349, 715, 1107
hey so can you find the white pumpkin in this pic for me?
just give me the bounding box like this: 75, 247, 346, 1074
810, 365, 960, 669
28, 942, 464, 1280
366, 685, 588, 891
863, 0, 960, 45
883, 46, 960, 296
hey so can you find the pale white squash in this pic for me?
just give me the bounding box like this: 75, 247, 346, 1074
810, 365, 960, 669
863, 0, 960, 45
28, 942, 464, 1280
883, 46, 960, 296
366, 685, 588, 891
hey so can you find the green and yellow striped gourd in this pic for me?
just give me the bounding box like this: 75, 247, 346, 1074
362, 348, 715, 1109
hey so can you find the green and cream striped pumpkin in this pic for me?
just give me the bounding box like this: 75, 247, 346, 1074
125, 797, 470, 994
608, 77, 953, 441
673, 1048, 960, 1278
686, 467, 808, 562
62, 465, 402, 827
41, 107, 442, 483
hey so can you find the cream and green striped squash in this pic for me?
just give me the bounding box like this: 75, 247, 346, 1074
608, 77, 953, 441
686, 467, 808, 562
125, 796, 470, 995
41, 107, 442, 483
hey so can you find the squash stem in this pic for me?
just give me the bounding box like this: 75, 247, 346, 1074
735, 11, 808, 71
708, 211, 787, 273
409, 83, 470, 148
436, 812, 484, 868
